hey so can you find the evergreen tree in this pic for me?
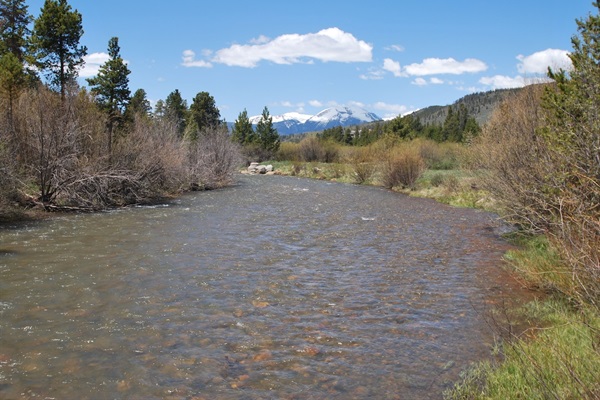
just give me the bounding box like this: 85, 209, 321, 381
189, 91, 221, 134
232, 109, 255, 144
543, 1, 600, 224
255, 106, 280, 152
0, 0, 32, 63
164, 89, 187, 137
386, 114, 418, 139
153, 99, 165, 119
441, 106, 461, 142
87, 37, 131, 157
125, 88, 151, 120
31, 0, 86, 99
541, 1, 600, 304
0, 51, 25, 128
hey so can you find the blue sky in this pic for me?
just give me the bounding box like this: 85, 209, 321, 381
27, 0, 595, 121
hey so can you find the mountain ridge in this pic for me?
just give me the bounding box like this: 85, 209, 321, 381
247, 105, 383, 135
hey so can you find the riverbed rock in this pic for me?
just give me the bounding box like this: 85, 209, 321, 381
245, 163, 275, 175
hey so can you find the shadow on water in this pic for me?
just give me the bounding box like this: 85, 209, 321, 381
0, 174, 537, 399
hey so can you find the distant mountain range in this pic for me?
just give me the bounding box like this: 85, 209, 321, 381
247, 105, 382, 135
231, 86, 529, 137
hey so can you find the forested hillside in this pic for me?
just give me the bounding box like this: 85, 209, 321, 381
412, 87, 522, 126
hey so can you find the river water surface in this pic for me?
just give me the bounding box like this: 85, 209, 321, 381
0, 175, 533, 399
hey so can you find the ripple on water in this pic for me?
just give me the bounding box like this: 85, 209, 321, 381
0, 174, 536, 399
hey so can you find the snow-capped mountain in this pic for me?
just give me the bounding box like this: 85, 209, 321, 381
302, 106, 382, 133
249, 106, 382, 135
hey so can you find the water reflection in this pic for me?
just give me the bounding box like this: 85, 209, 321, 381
0, 175, 533, 399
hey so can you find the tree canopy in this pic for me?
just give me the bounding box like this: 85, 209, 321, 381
164, 89, 187, 137
255, 106, 280, 152
31, 0, 86, 98
0, 0, 32, 63
87, 36, 130, 156
232, 109, 255, 145
189, 91, 221, 133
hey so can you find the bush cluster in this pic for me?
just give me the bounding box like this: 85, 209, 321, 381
0, 85, 241, 213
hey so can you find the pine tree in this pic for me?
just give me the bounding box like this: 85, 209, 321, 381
189, 91, 221, 134
0, 0, 33, 121
87, 37, 131, 157
153, 99, 165, 119
232, 109, 255, 144
0, 0, 32, 63
441, 106, 461, 142
125, 88, 151, 120
0, 52, 25, 129
256, 106, 280, 152
164, 89, 187, 137
31, 0, 86, 99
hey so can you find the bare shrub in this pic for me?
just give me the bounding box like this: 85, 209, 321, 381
320, 141, 340, 163
470, 84, 552, 232
472, 83, 600, 307
430, 172, 445, 187
345, 147, 375, 184
275, 142, 301, 162
187, 128, 243, 190
16, 85, 82, 204
241, 142, 273, 164
442, 174, 460, 192
416, 139, 464, 170
0, 135, 20, 218
380, 148, 425, 189
298, 137, 324, 162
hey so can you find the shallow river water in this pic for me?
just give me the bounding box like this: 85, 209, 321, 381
0, 174, 534, 399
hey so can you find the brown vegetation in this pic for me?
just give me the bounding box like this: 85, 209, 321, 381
0, 84, 241, 215
380, 147, 426, 190
471, 83, 599, 309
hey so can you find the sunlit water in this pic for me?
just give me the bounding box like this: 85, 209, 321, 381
0, 175, 534, 399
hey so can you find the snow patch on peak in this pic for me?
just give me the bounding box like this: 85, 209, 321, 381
249, 111, 312, 125
247, 105, 382, 135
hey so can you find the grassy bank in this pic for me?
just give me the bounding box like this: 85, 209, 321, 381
446, 295, 600, 399
444, 235, 599, 399
267, 159, 492, 210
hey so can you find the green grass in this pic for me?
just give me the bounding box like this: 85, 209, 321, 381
266, 162, 490, 209
446, 235, 600, 399
445, 297, 600, 399
503, 235, 574, 297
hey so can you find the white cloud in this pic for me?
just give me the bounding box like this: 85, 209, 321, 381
309, 100, 323, 107
79, 52, 109, 77
181, 49, 213, 68
372, 101, 413, 119
409, 77, 444, 86
385, 44, 405, 52
479, 75, 527, 89
403, 57, 487, 76
250, 35, 270, 45
382, 58, 404, 77
348, 100, 366, 108
209, 27, 372, 68
412, 77, 428, 86
359, 68, 386, 80
517, 48, 572, 74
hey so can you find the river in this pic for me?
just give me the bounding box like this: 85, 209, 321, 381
0, 174, 533, 399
